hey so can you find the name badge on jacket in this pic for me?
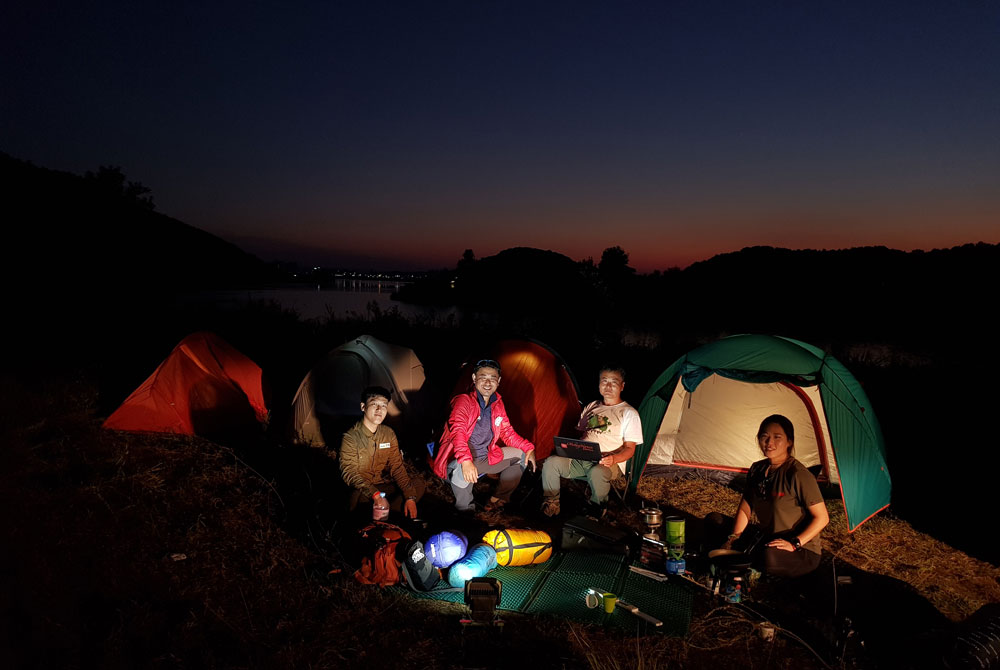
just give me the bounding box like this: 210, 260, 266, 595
378, 442, 391, 449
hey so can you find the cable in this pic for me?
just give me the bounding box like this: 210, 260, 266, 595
734, 601, 833, 670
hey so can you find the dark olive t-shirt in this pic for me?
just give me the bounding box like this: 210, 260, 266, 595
743, 457, 824, 555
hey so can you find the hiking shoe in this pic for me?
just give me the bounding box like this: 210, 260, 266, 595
541, 499, 560, 517
585, 502, 607, 520
482, 497, 506, 513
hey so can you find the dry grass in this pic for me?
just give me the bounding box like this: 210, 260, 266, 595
4, 374, 998, 669
637, 477, 1000, 622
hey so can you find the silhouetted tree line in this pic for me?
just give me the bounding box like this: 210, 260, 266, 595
395, 240, 1000, 360
4, 152, 272, 292
3, 151, 278, 365
84, 165, 156, 210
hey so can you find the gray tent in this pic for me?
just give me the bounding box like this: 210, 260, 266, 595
291, 335, 425, 447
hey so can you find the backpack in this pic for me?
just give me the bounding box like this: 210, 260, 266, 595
354, 521, 412, 587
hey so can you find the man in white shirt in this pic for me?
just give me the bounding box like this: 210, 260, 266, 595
540, 366, 642, 517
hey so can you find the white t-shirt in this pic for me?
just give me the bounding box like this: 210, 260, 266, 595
577, 400, 643, 474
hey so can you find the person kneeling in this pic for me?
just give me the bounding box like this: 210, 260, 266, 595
540, 366, 642, 518
431, 359, 537, 513
714, 414, 829, 578
340, 386, 423, 521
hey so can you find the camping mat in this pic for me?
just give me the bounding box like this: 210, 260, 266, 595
396, 551, 692, 636
398, 554, 560, 607
523, 570, 608, 625
612, 565, 695, 634
556, 550, 628, 575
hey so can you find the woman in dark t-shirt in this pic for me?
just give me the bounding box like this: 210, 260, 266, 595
722, 414, 830, 577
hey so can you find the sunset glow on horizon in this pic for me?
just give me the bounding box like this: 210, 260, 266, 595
3, 1, 998, 273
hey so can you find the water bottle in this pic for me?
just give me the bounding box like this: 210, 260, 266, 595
373, 492, 389, 520
725, 576, 743, 603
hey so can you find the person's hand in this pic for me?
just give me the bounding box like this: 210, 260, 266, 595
404, 498, 418, 519
524, 450, 536, 472
767, 538, 796, 552
599, 454, 615, 468
461, 460, 479, 483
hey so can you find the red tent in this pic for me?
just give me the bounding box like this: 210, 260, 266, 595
450, 339, 581, 459
103, 332, 268, 437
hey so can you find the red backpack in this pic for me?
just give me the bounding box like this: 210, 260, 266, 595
354, 521, 412, 587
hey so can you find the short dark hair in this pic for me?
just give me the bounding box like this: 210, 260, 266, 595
598, 365, 626, 381
757, 414, 795, 456
473, 359, 501, 375
361, 386, 392, 404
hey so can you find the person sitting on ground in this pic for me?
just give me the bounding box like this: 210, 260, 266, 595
717, 414, 829, 577
540, 365, 643, 517
340, 386, 423, 520
431, 359, 537, 513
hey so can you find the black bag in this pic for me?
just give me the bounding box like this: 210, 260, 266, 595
399, 539, 443, 591
561, 515, 634, 554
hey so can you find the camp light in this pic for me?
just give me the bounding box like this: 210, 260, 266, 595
585, 588, 663, 626
463, 577, 502, 625
585, 588, 617, 613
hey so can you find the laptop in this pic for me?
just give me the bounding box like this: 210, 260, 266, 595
552, 436, 603, 462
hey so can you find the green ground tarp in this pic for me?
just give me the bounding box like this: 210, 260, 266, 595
400, 551, 694, 636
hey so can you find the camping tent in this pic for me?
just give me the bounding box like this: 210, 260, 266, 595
291, 334, 425, 447
631, 334, 891, 531
103, 331, 268, 437
448, 339, 581, 460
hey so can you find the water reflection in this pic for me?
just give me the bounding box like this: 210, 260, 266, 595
194, 282, 454, 322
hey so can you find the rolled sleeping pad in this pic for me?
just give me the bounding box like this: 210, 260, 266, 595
425, 530, 468, 568
447, 543, 498, 587
482, 528, 553, 567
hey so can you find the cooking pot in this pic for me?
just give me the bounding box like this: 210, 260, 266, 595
640, 507, 663, 527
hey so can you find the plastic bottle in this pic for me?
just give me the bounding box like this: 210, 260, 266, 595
726, 576, 743, 603
373, 492, 389, 520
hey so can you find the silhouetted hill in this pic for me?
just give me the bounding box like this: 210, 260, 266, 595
3, 152, 273, 370
671, 243, 1000, 348
398, 242, 1000, 354
395, 246, 600, 315
3, 152, 269, 293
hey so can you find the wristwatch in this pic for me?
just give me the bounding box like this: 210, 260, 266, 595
791, 537, 802, 550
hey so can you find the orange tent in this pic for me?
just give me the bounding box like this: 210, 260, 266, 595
103, 332, 268, 437
450, 339, 581, 460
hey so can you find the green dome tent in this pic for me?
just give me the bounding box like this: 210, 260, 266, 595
630, 334, 891, 531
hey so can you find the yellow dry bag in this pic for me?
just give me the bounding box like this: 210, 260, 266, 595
482, 528, 553, 567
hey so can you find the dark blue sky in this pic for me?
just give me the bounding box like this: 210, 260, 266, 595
3, 1, 998, 271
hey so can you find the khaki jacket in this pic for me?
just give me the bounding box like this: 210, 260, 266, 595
339, 421, 416, 500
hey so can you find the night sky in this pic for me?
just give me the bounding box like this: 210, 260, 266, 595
3, 1, 999, 271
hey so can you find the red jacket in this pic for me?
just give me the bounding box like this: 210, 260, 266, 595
432, 390, 535, 478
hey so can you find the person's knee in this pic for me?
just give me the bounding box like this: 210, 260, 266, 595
589, 465, 613, 484
500, 447, 524, 466
705, 511, 727, 526
542, 456, 571, 477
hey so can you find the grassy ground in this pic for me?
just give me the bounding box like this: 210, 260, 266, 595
3, 372, 999, 669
